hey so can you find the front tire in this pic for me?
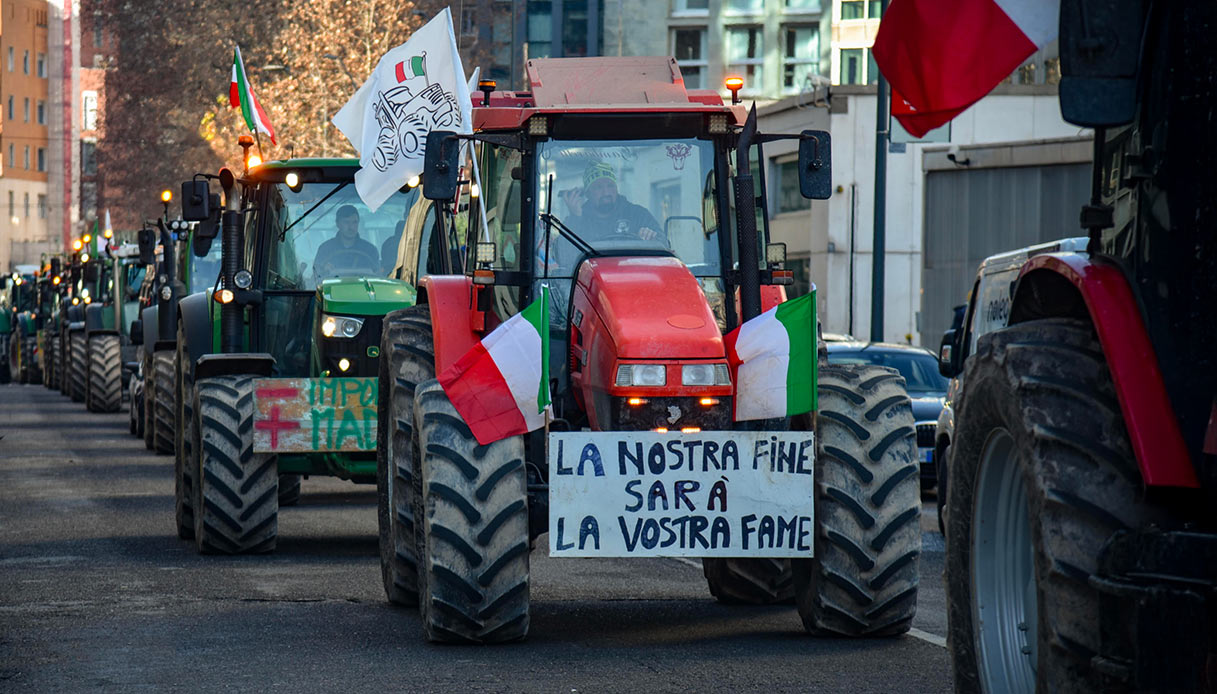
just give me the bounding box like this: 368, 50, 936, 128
946, 319, 1160, 693
68, 331, 86, 401
152, 350, 174, 454
792, 363, 921, 637
174, 324, 195, 539
86, 334, 122, 412
414, 379, 530, 643
702, 559, 794, 605
278, 474, 301, 506
142, 352, 155, 450
192, 376, 278, 554
377, 305, 435, 606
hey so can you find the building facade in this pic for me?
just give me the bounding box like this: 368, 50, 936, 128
0, 0, 52, 272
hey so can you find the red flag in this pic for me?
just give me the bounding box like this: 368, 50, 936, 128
872, 0, 1059, 137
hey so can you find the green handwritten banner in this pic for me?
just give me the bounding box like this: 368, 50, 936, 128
252, 377, 378, 453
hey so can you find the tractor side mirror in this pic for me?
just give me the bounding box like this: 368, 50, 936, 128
137, 228, 156, 266
194, 200, 221, 241
130, 319, 143, 344
422, 130, 460, 201
50, 257, 61, 277
84, 262, 99, 283
181, 180, 212, 222
193, 233, 214, 258
1058, 0, 1146, 127
798, 130, 833, 200
939, 328, 959, 378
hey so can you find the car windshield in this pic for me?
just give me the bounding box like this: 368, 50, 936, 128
827, 348, 949, 394
265, 180, 419, 290
188, 237, 222, 294
534, 138, 720, 278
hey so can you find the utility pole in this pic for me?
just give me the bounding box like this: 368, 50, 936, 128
869, 0, 890, 342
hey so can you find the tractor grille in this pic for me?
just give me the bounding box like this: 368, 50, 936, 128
916, 423, 936, 448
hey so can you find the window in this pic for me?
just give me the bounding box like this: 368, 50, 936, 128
82, 141, 97, 174
6, 95, 11, 120
6, 46, 12, 71
526, 2, 552, 59
7, 191, 12, 219
93, 19, 103, 49
785, 0, 820, 10
36, 52, 45, 77
24, 193, 29, 220
461, 7, 475, 35
841, 0, 881, 19
782, 25, 820, 93
36, 100, 44, 124
23, 146, 29, 169
726, 27, 764, 93
673, 0, 708, 12
37, 147, 45, 172
23, 97, 29, 122
22, 50, 28, 74
867, 48, 879, 85
726, 0, 763, 12
840, 48, 864, 85
37, 194, 46, 219
82, 91, 99, 131
772, 158, 809, 215
7, 143, 12, 167
673, 28, 707, 89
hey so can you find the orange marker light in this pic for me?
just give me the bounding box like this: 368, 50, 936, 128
160, 189, 172, 203
627, 397, 647, 406
681, 427, 701, 434
654, 427, 669, 433
699, 397, 719, 406
724, 76, 744, 105
216, 289, 234, 304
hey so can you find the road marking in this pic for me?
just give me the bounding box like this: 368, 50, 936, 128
908, 628, 947, 648
669, 557, 702, 569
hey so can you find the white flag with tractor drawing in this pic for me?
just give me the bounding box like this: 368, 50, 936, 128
332, 7, 472, 212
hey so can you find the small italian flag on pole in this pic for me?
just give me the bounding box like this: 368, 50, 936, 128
438, 287, 551, 445
394, 53, 427, 83
726, 291, 817, 421
229, 45, 277, 145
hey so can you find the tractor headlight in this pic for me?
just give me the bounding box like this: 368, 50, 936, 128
159, 285, 173, 301
682, 363, 732, 386
233, 269, 253, 289
321, 314, 364, 339
615, 363, 666, 387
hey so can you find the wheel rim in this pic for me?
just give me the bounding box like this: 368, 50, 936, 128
972, 429, 1036, 693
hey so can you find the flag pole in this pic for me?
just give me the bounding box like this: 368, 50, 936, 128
870, 0, 890, 342
254, 131, 265, 159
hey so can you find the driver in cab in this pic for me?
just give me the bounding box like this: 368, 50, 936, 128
313, 204, 381, 281
561, 162, 662, 242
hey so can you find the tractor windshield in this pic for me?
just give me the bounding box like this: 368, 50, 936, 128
534, 138, 720, 279
188, 237, 222, 294
264, 181, 420, 291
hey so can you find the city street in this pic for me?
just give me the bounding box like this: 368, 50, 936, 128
0, 383, 951, 692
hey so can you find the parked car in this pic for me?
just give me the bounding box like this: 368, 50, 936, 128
825, 342, 948, 492
934, 237, 1088, 532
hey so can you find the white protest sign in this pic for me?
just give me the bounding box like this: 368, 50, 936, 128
548, 431, 815, 558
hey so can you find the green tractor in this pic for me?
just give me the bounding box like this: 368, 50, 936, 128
62, 236, 113, 403
171, 155, 451, 551
76, 242, 146, 412
6, 265, 42, 385
37, 256, 65, 391
135, 212, 221, 452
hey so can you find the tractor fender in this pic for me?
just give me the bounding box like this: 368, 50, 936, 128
194, 352, 275, 381
141, 305, 158, 357
84, 303, 117, 336
178, 292, 214, 368
1010, 252, 1198, 488
417, 275, 480, 375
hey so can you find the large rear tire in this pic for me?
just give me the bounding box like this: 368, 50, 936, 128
377, 305, 435, 606
152, 350, 174, 454
191, 376, 278, 554
414, 379, 530, 643
68, 331, 86, 401
42, 336, 53, 388
58, 333, 70, 395
792, 363, 921, 637
702, 559, 795, 605
174, 324, 195, 539
86, 334, 122, 412
945, 319, 1161, 693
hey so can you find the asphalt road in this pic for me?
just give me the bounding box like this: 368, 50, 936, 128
0, 383, 951, 692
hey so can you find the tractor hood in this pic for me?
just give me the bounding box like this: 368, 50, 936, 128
318, 277, 417, 316
575, 256, 723, 359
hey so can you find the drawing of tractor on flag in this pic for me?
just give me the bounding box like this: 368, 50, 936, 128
370, 54, 460, 172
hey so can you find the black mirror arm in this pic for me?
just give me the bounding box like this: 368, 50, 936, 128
754, 131, 826, 170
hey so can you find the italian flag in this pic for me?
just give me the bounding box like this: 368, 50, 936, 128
438, 287, 551, 445
726, 291, 817, 421
873, 0, 1059, 137
395, 54, 427, 83
229, 45, 277, 145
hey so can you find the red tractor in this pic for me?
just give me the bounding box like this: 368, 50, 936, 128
377, 57, 925, 643
938, 2, 1217, 691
